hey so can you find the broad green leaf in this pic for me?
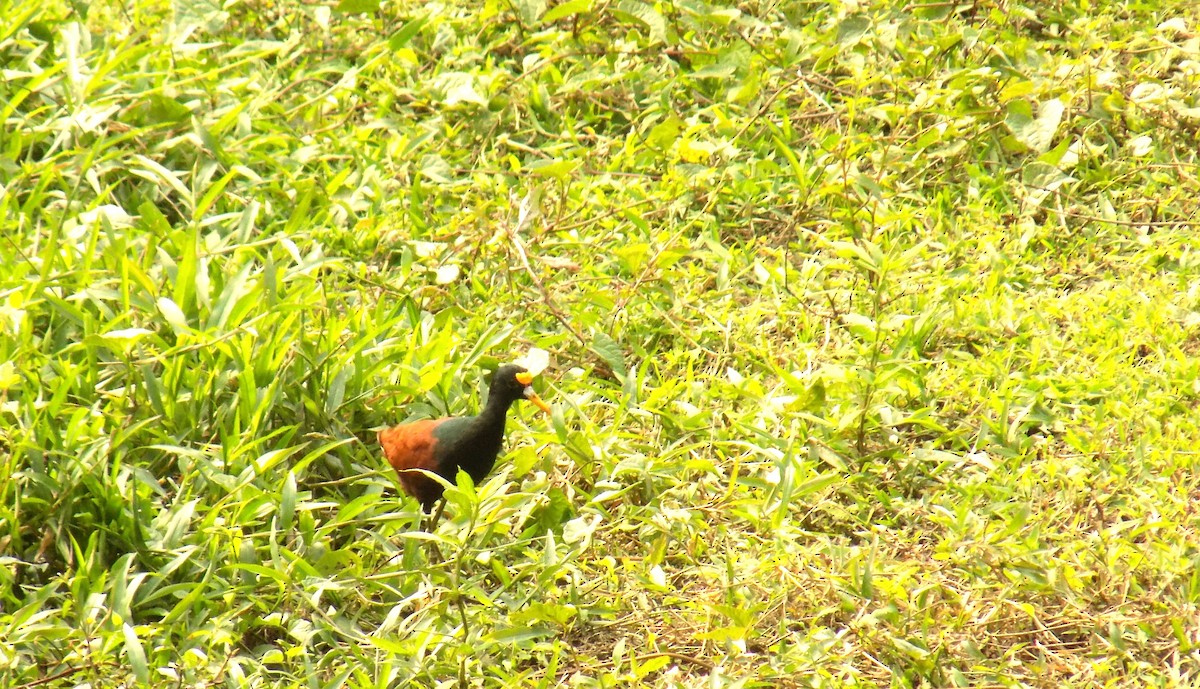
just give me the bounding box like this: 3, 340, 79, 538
634, 654, 671, 679
0, 361, 19, 391
891, 636, 931, 658
793, 472, 842, 497
645, 116, 683, 149
254, 448, 295, 475
510, 601, 577, 625
161, 500, 198, 549
615, 243, 650, 273
230, 564, 290, 583
131, 154, 194, 209
484, 626, 554, 644
510, 446, 540, 477
591, 331, 626, 378
280, 470, 297, 533
325, 364, 350, 414
419, 154, 454, 183
193, 168, 238, 221
235, 199, 258, 244
689, 62, 737, 79
615, 0, 665, 42
207, 260, 254, 331
140, 363, 166, 417
542, 0, 592, 23
837, 15, 870, 45
157, 297, 188, 334
124, 624, 149, 684
110, 553, 136, 623
140, 94, 191, 124
389, 15, 427, 50
1006, 98, 1064, 153
527, 158, 581, 180
336, 0, 380, 12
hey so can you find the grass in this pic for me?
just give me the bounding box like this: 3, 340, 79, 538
3, 0, 1200, 686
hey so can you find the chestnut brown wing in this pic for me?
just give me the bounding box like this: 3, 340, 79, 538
378, 418, 448, 510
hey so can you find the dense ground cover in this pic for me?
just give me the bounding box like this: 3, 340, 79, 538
3, 0, 1200, 686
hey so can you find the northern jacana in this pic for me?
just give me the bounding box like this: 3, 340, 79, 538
378, 364, 551, 527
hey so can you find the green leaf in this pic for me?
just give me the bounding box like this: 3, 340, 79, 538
193, 168, 237, 221
484, 626, 555, 644
367, 636, 410, 654
161, 500, 198, 550
591, 331, 626, 378
689, 62, 737, 80
891, 636, 931, 658
280, 470, 297, 533
528, 487, 573, 533
614, 243, 650, 273
98, 327, 154, 344
645, 116, 683, 149
336, 0, 380, 13
614, 0, 666, 43
389, 15, 427, 50
140, 363, 166, 417
157, 297, 189, 334
143, 94, 191, 124
510, 445, 540, 477
123, 624, 149, 684
793, 472, 841, 498
542, 0, 593, 23
837, 15, 870, 45
231, 563, 290, 583
1005, 98, 1064, 153
0, 361, 20, 391
110, 553, 136, 623
510, 601, 578, 626
206, 260, 254, 331
526, 158, 581, 181
131, 154, 194, 209
325, 364, 350, 415
634, 654, 672, 679
419, 154, 454, 183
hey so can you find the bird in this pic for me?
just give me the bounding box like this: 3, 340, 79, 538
378, 364, 551, 528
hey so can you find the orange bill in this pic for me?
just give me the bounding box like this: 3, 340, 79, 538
514, 370, 551, 413
524, 387, 551, 414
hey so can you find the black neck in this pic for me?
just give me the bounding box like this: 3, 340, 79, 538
478, 389, 514, 427
449, 390, 515, 481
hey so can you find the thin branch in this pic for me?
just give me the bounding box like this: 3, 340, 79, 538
14, 666, 85, 689
507, 193, 590, 349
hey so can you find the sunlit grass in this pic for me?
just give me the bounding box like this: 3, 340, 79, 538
2, 0, 1200, 686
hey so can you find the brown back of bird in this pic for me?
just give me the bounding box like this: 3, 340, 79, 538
378, 419, 446, 509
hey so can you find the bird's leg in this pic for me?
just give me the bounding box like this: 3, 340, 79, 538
423, 496, 448, 532
419, 497, 448, 564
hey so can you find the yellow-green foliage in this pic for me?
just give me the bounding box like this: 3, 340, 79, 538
2, 0, 1199, 686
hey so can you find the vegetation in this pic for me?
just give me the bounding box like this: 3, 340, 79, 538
3, 0, 1200, 686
